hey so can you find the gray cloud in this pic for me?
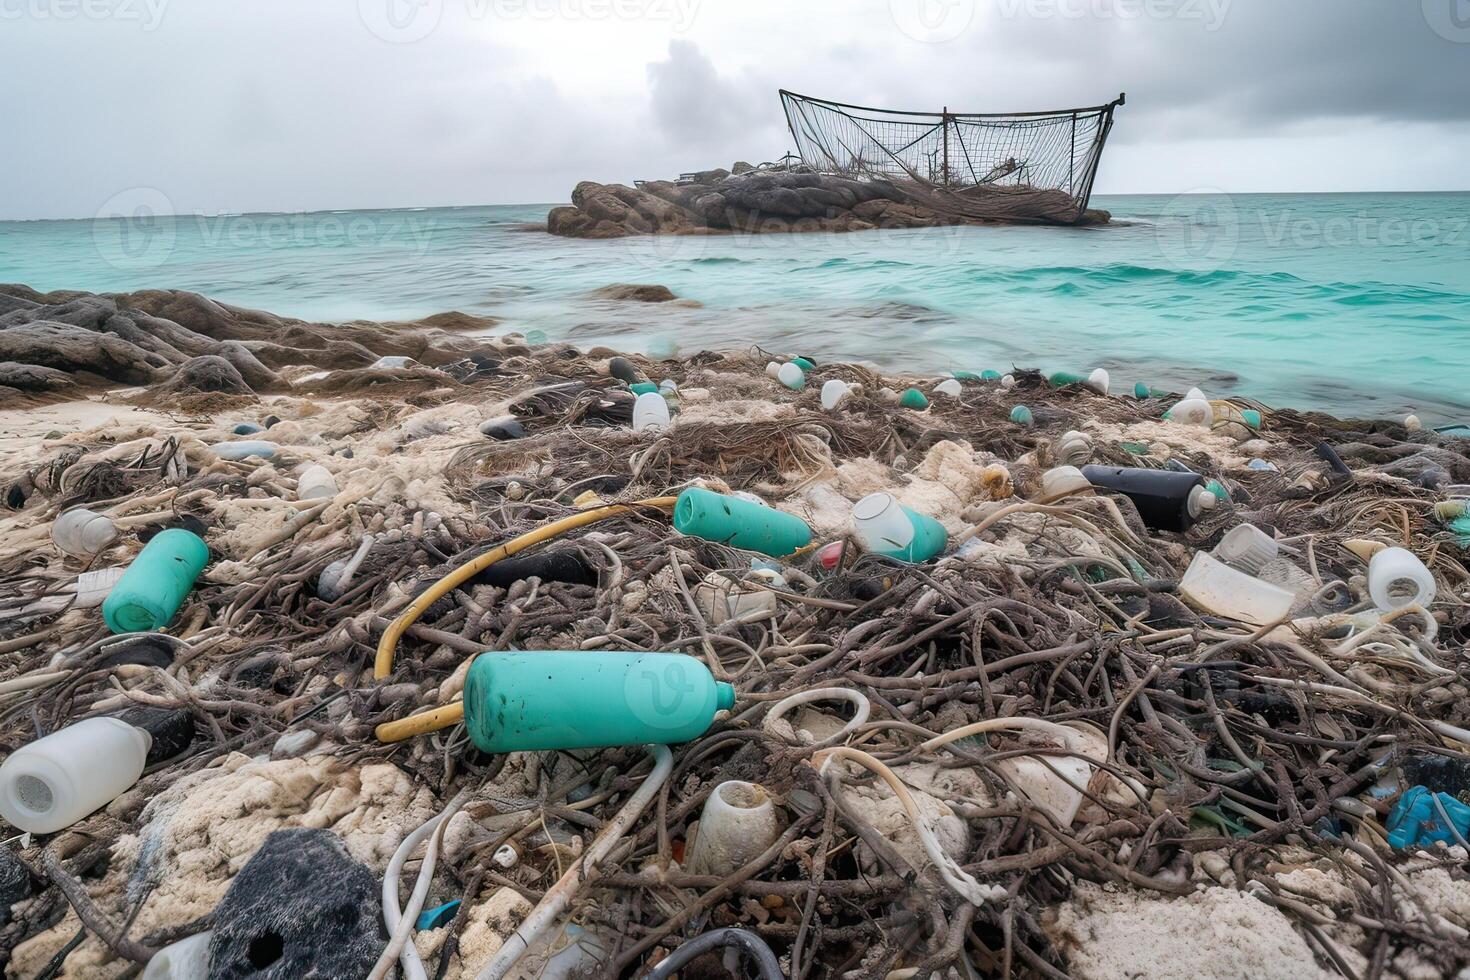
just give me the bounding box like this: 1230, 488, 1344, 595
0, 0, 1464, 219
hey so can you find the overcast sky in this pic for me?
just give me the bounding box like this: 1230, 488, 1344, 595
1, 0, 1467, 219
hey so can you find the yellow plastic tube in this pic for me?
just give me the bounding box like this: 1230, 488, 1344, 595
372, 497, 677, 681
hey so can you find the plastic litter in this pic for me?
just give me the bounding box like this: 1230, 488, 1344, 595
1180, 552, 1296, 626
102, 528, 210, 634
462, 651, 734, 753
898, 387, 929, 409
820, 378, 853, 410
52, 508, 119, 558
0, 717, 151, 833
1367, 546, 1436, 611
776, 362, 805, 390
852, 492, 948, 562
934, 378, 963, 398
1387, 786, 1470, 850
296, 463, 338, 500
479, 416, 527, 440
632, 390, 671, 431
1213, 524, 1279, 574
141, 931, 212, 980
209, 440, 278, 461
1081, 464, 1216, 532
673, 486, 813, 557
1010, 404, 1033, 425
686, 781, 782, 876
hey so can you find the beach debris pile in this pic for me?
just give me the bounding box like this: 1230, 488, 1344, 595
2, 286, 1470, 978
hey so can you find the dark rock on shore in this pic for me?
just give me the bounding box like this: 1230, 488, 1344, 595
547, 168, 1110, 238
0, 283, 514, 398
208, 828, 384, 979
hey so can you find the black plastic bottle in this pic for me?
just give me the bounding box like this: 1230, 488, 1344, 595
1080, 465, 1217, 532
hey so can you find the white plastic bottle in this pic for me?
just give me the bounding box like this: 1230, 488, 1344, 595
1368, 547, 1436, 611
632, 392, 671, 432
1086, 368, 1110, 395
0, 717, 151, 833
141, 931, 213, 980
777, 363, 806, 390
1213, 524, 1279, 575
820, 379, 853, 411
296, 464, 339, 501
686, 781, 781, 876
1168, 398, 1214, 427
52, 509, 118, 558
934, 378, 962, 398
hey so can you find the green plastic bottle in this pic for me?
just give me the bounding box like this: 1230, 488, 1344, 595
462, 651, 735, 753
1010, 405, 1034, 425
1133, 382, 1153, 399
629, 381, 659, 396
1049, 371, 1087, 388
952, 370, 981, 382
673, 487, 812, 557
791, 356, 817, 372
102, 529, 210, 634
899, 388, 930, 410
979, 370, 1003, 381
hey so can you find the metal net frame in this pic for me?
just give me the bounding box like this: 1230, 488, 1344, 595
780, 90, 1125, 224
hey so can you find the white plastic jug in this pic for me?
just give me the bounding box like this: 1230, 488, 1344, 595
1368, 547, 1436, 611
820, 379, 853, 411
934, 378, 962, 398
52, 509, 118, 558
0, 717, 151, 833
632, 392, 671, 433
776, 362, 805, 390
296, 464, 338, 501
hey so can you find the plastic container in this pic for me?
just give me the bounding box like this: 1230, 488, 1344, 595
1041, 466, 1091, 499
673, 487, 813, 557
764, 361, 782, 380
462, 651, 735, 753
1167, 398, 1213, 427
791, 356, 817, 372
102, 528, 210, 634
1387, 786, 1470, 850
1081, 465, 1216, 532
695, 573, 778, 625
898, 388, 929, 410
295, 464, 338, 501
852, 492, 948, 563
370, 355, 413, 370
141, 931, 212, 980
632, 392, 671, 432
1179, 552, 1296, 626
1368, 547, 1436, 611
52, 508, 118, 558
1054, 431, 1092, 467
1214, 524, 1279, 574
0, 717, 151, 833
686, 781, 781, 876
1048, 371, 1086, 388
479, 416, 527, 441
820, 379, 853, 411
934, 379, 962, 398
210, 440, 277, 461
1133, 382, 1152, 399
232, 422, 263, 436
1087, 368, 1110, 394
1000, 374, 1016, 388
776, 363, 805, 390
1185, 386, 1207, 402
629, 381, 659, 396
980, 369, 1002, 381
1009, 405, 1033, 425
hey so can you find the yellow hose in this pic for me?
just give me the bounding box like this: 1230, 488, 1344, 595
373, 496, 677, 680
376, 702, 466, 743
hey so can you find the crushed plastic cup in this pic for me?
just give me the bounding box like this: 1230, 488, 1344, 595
1180, 552, 1295, 626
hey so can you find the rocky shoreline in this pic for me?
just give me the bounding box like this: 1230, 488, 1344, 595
548, 167, 1110, 239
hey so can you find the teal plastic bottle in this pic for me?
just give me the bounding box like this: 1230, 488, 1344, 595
462, 651, 735, 753
673, 487, 812, 557
102, 529, 210, 633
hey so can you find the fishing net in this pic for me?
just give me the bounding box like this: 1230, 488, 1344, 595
781, 89, 1124, 224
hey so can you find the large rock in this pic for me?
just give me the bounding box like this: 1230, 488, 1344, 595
591, 283, 680, 303
0, 321, 163, 384
157, 355, 253, 395
208, 828, 384, 980
0, 361, 76, 391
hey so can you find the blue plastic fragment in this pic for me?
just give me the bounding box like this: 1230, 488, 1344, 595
233, 422, 264, 436
1387, 786, 1470, 850
416, 899, 462, 931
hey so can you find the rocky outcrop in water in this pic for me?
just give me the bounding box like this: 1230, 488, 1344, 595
548, 169, 1110, 238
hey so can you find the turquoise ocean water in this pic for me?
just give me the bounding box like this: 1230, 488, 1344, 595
1, 192, 1467, 421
